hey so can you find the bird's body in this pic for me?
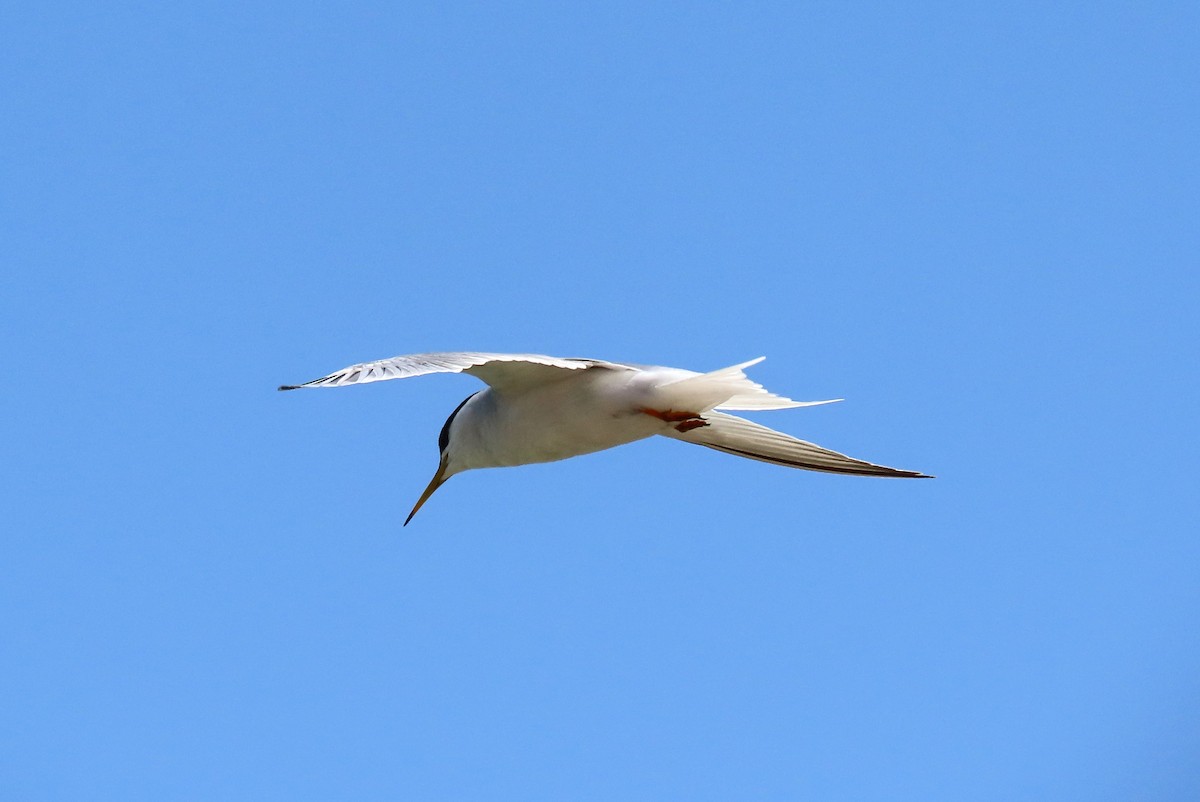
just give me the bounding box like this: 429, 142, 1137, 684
279, 351, 930, 524
447, 370, 662, 471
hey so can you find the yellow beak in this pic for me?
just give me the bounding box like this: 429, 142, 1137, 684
405, 458, 449, 526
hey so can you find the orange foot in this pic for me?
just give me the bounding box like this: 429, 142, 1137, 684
638, 407, 710, 433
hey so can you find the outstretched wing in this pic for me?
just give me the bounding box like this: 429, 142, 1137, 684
663, 410, 932, 478
278, 351, 628, 395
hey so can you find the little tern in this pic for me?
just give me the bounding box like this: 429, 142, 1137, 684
279, 352, 931, 524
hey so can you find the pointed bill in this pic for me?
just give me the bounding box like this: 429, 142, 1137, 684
405, 456, 449, 526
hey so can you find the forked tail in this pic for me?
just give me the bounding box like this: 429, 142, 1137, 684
658, 357, 840, 413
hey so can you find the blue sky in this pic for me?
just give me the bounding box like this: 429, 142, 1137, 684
3, 2, 1198, 799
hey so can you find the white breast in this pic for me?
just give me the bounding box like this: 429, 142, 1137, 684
446, 369, 666, 472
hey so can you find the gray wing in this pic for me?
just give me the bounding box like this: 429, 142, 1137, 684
278, 351, 629, 395
663, 410, 932, 478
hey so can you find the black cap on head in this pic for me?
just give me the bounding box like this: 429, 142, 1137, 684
438, 392, 478, 454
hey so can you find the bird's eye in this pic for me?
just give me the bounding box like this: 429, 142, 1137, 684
438, 392, 477, 453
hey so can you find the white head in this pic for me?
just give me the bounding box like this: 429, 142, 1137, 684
404, 392, 479, 525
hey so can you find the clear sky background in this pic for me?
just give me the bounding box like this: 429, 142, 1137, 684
3, 3, 1198, 799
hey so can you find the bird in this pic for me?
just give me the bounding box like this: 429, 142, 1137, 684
279, 351, 931, 525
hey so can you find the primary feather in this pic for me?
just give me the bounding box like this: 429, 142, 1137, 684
278, 352, 626, 394
664, 410, 931, 478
